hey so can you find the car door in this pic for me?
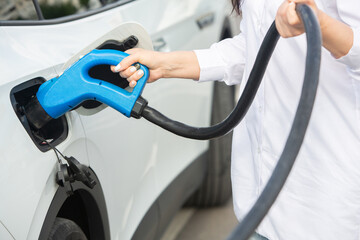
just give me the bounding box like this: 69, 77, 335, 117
69, 0, 219, 238
70, 1, 211, 238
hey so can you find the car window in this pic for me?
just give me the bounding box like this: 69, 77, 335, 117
39, 0, 104, 19
0, 0, 131, 23
0, 0, 38, 20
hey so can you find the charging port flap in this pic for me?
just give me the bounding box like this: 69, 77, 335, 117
10, 77, 69, 152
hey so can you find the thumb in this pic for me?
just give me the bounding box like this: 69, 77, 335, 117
119, 53, 141, 70
111, 52, 141, 72
125, 48, 143, 55
287, 1, 300, 26
118, 48, 147, 70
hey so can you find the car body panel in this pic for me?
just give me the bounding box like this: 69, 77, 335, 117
0, 221, 14, 240
0, 74, 88, 239
0, 0, 235, 239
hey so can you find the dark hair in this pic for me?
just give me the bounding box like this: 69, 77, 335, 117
231, 0, 242, 14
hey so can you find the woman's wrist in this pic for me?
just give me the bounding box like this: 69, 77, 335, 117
160, 52, 175, 79
161, 51, 200, 80
317, 9, 326, 31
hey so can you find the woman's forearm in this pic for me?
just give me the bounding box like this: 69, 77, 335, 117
318, 10, 354, 59
161, 51, 200, 80
112, 49, 200, 85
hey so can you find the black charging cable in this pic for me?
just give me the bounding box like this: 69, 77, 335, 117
140, 21, 279, 140
32, 131, 65, 164
137, 4, 321, 239
226, 5, 321, 239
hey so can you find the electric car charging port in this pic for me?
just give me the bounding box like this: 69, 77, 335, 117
10, 77, 68, 152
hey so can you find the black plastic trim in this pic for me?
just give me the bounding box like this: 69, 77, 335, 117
10, 77, 69, 152
131, 151, 207, 240
39, 168, 110, 240
32, 0, 44, 20
0, 0, 135, 26
24, 95, 53, 129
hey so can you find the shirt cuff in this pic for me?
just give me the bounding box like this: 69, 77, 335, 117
194, 48, 226, 82
336, 27, 360, 71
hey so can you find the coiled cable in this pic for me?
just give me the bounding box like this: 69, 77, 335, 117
226, 4, 321, 239
142, 4, 322, 239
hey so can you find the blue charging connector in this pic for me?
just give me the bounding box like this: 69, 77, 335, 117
25, 49, 149, 129
39, 49, 149, 118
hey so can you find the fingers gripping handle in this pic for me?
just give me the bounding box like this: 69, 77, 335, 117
36, 49, 149, 119
79, 49, 149, 117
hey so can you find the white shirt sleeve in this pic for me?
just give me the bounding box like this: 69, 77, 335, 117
334, 1, 360, 78
194, 30, 246, 86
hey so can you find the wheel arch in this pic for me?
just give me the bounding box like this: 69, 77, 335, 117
39, 168, 110, 240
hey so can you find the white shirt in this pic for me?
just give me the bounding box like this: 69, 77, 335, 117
195, 0, 360, 239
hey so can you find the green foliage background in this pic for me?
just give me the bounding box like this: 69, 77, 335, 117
40, 0, 90, 19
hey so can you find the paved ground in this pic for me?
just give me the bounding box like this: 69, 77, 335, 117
161, 198, 239, 240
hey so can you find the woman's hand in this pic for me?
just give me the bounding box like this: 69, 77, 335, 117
111, 48, 167, 87
275, 0, 353, 59
111, 49, 200, 87
275, 0, 322, 38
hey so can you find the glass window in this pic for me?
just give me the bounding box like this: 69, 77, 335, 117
0, 0, 38, 20
39, 0, 103, 19
0, 0, 130, 23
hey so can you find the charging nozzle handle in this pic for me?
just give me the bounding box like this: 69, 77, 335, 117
76, 49, 150, 117
35, 49, 149, 122
77, 49, 149, 115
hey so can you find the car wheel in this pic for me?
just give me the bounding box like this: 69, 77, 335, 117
48, 217, 87, 240
187, 81, 235, 207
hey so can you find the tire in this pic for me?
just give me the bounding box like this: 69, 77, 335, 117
48, 217, 87, 240
186, 81, 235, 207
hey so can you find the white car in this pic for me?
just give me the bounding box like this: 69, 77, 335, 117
0, 0, 238, 239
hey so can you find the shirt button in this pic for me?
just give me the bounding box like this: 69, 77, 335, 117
257, 147, 261, 154
259, 106, 262, 112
